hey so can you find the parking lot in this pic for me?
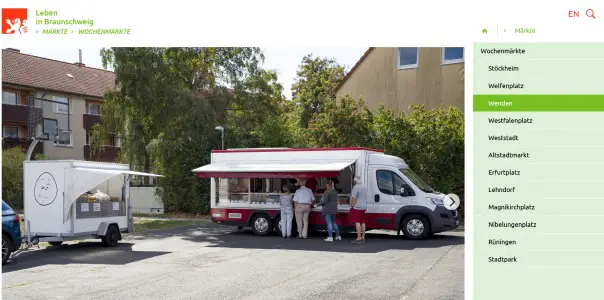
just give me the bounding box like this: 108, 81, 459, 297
2, 223, 464, 300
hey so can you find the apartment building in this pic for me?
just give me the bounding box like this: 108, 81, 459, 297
335, 47, 465, 112
1, 48, 119, 161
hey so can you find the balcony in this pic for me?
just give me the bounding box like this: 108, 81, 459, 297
83, 145, 120, 162
83, 114, 101, 129
2, 104, 41, 124
2, 138, 43, 157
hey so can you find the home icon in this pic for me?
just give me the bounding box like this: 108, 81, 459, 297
482, 29, 488, 34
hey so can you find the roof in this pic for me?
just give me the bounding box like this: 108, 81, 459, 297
334, 47, 374, 93
212, 147, 384, 153
2, 49, 115, 98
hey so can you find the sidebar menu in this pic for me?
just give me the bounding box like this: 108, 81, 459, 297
474, 43, 604, 300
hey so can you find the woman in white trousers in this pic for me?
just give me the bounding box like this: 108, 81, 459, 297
279, 185, 294, 238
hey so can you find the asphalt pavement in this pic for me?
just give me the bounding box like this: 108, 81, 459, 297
2, 223, 464, 300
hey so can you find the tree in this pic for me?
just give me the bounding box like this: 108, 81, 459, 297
1, 146, 49, 209
94, 47, 282, 213
2, 147, 25, 209
291, 55, 346, 128
224, 69, 287, 148
306, 95, 373, 147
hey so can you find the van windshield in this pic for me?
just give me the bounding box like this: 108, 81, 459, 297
400, 168, 435, 193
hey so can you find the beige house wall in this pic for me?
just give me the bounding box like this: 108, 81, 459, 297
36, 91, 88, 160
336, 47, 464, 112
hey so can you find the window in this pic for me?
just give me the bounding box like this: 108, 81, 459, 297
376, 170, 409, 195
400, 168, 435, 193
87, 103, 101, 115
2, 91, 17, 105
43, 119, 58, 137
3, 126, 18, 139
442, 47, 464, 64
223, 178, 250, 204
397, 47, 418, 69
251, 178, 266, 193
54, 130, 72, 146
53, 96, 69, 114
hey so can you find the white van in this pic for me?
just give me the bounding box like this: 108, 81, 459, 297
193, 147, 459, 239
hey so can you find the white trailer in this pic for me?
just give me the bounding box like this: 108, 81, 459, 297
23, 160, 161, 247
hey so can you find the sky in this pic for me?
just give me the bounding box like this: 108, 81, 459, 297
18, 47, 368, 100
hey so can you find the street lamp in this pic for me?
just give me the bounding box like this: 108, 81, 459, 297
215, 126, 224, 150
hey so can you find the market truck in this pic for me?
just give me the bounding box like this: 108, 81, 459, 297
193, 147, 459, 239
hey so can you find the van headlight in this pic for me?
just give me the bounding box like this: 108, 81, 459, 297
428, 197, 444, 206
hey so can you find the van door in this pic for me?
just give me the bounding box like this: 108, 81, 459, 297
367, 166, 421, 230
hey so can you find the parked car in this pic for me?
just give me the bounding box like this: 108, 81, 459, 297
2, 200, 22, 264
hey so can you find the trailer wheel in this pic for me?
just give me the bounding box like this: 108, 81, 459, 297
401, 214, 431, 240
2, 234, 13, 265
101, 225, 120, 247
251, 214, 273, 236
48, 241, 63, 247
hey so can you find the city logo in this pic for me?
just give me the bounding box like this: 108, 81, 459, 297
2, 8, 28, 34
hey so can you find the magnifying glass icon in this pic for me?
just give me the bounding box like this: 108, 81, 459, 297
586, 9, 596, 19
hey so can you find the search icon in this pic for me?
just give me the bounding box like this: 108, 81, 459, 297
586, 9, 596, 19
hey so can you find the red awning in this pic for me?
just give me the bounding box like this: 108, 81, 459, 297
192, 161, 355, 178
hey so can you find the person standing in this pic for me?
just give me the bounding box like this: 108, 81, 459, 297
350, 176, 368, 243
293, 178, 314, 239
318, 179, 341, 242
279, 185, 294, 238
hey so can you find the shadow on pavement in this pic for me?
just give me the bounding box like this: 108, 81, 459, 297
3, 223, 463, 273
202, 229, 464, 253
130, 222, 464, 254
2, 242, 170, 273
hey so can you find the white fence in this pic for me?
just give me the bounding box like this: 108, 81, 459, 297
93, 177, 164, 214
130, 186, 164, 214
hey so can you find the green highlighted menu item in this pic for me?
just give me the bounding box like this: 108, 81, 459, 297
474, 43, 604, 300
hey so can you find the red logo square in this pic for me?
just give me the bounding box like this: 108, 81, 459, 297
2, 8, 28, 34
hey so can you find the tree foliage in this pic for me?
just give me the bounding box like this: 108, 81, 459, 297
291, 55, 346, 128
307, 95, 373, 147
2, 145, 49, 209
2, 147, 25, 209
94, 47, 282, 213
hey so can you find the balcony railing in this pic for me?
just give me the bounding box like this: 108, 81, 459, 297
83, 144, 120, 162
83, 113, 101, 129
2, 138, 43, 156
2, 104, 41, 124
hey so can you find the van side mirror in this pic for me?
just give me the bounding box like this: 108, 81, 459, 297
399, 184, 415, 197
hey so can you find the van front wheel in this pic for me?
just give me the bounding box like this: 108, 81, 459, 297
401, 215, 430, 240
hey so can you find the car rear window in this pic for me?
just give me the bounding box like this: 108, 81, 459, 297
2, 201, 15, 215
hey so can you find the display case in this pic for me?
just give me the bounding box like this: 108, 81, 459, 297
75, 197, 126, 219
214, 164, 355, 208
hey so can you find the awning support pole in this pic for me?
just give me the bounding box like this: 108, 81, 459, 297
124, 175, 133, 232
26, 138, 41, 161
